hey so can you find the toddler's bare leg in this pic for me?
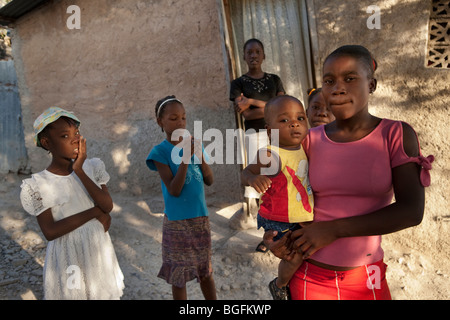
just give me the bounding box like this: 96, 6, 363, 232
276, 253, 303, 288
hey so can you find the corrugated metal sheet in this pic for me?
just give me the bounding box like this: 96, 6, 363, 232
0, 59, 27, 173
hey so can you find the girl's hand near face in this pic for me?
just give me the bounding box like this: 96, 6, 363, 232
179, 135, 195, 164
192, 137, 203, 161
178, 136, 203, 163
71, 136, 114, 214
72, 136, 87, 173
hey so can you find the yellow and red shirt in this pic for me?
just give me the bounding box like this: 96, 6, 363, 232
259, 145, 314, 223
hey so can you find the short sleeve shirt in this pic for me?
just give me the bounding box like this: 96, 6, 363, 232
146, 140, 209, 221
20, 158, 110, 221
230, 73, 285, 130
303, 119, 432, 267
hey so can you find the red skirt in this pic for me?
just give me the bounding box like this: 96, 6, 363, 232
290, 259, 392, 300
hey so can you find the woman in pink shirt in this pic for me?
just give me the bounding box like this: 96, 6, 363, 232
262, 45, 434, 300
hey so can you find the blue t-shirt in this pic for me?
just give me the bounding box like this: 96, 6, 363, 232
146, 139, 209, 221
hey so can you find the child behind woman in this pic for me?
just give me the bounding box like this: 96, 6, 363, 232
20, 107, 124, 300
146, 96, 217, 300
305, 88, 335, 128
241, 95, 314, 300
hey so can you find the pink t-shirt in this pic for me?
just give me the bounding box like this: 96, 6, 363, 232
303, 119, 433, 267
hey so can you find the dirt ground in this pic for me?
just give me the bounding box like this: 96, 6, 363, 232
0, 172, 448, 300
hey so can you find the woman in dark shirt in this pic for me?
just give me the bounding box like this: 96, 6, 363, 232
229, 39, 285, 252
230, 39, 285, 131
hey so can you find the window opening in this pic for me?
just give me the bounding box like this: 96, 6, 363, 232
426, 0, 450, 68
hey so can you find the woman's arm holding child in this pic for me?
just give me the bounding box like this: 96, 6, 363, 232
292, 124, 426, 260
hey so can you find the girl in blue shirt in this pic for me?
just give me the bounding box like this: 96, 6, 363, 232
146, 95, 217, 300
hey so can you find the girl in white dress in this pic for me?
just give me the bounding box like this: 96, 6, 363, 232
20, 107, 124, 300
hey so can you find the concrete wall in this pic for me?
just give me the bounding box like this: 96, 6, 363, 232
310, 0, 449, 262
12, 0, 242, 207
11, 0, 449, 264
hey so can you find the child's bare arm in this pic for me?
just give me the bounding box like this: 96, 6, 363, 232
72, 137, 113, 213
154, 160, 189, 197
96, 212, 112, 232
75, 171, 113, 213
242, 166, 272, 194
191, 137, 213, 186
241, 149, 279, 193
36, 206, 104, 241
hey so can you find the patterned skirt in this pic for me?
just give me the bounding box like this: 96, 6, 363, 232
158, 215, 213, 288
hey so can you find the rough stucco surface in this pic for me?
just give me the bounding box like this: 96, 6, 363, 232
311, 0, 450, 282
12, 0, 242, 204
8, 0, 449, 299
